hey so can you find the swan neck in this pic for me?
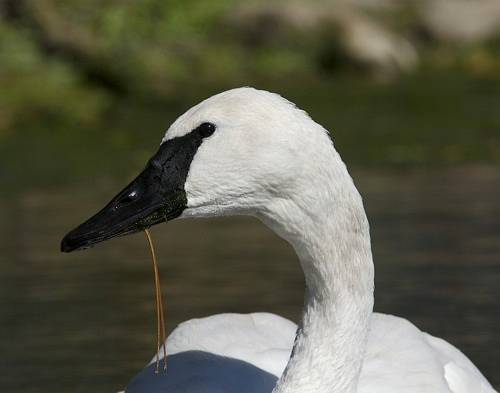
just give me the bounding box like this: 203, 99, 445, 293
263, 162, 374, 393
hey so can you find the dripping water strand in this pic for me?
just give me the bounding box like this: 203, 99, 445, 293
144, 229, 167, 373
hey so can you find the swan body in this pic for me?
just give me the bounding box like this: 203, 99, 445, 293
124, 312, 494, 393
61, 88, 496, 393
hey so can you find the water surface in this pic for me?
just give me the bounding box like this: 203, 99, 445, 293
0, 167, 499, 392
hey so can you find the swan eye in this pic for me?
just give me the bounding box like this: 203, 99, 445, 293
197, 122, 216, 138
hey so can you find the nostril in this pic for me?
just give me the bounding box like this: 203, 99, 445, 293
115, 190, 138, 209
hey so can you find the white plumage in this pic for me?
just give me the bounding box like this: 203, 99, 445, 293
120, 88, 496, 393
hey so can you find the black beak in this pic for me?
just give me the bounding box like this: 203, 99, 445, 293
61, 129, 206, 253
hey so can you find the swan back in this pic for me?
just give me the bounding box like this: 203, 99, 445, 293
124, 313, 297, 393
164, 313, 296, 377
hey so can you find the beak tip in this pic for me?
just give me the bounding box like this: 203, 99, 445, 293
60, 234, 77, 253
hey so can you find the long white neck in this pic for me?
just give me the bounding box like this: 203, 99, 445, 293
258, 145, 374, 393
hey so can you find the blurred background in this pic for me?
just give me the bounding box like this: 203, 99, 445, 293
0, 0, 499, 391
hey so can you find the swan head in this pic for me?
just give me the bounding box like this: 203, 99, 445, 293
61, 87, 337, 252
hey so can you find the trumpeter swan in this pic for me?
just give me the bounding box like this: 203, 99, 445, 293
61, 88, 496, 393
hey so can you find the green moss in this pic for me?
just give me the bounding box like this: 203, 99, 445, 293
136, 191, 188, 229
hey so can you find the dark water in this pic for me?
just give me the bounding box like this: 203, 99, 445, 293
0, 167, 499, 392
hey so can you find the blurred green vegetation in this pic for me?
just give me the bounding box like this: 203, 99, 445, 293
1, 0, 500, 191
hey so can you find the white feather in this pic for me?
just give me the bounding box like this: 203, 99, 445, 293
121, 88, 496, 393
